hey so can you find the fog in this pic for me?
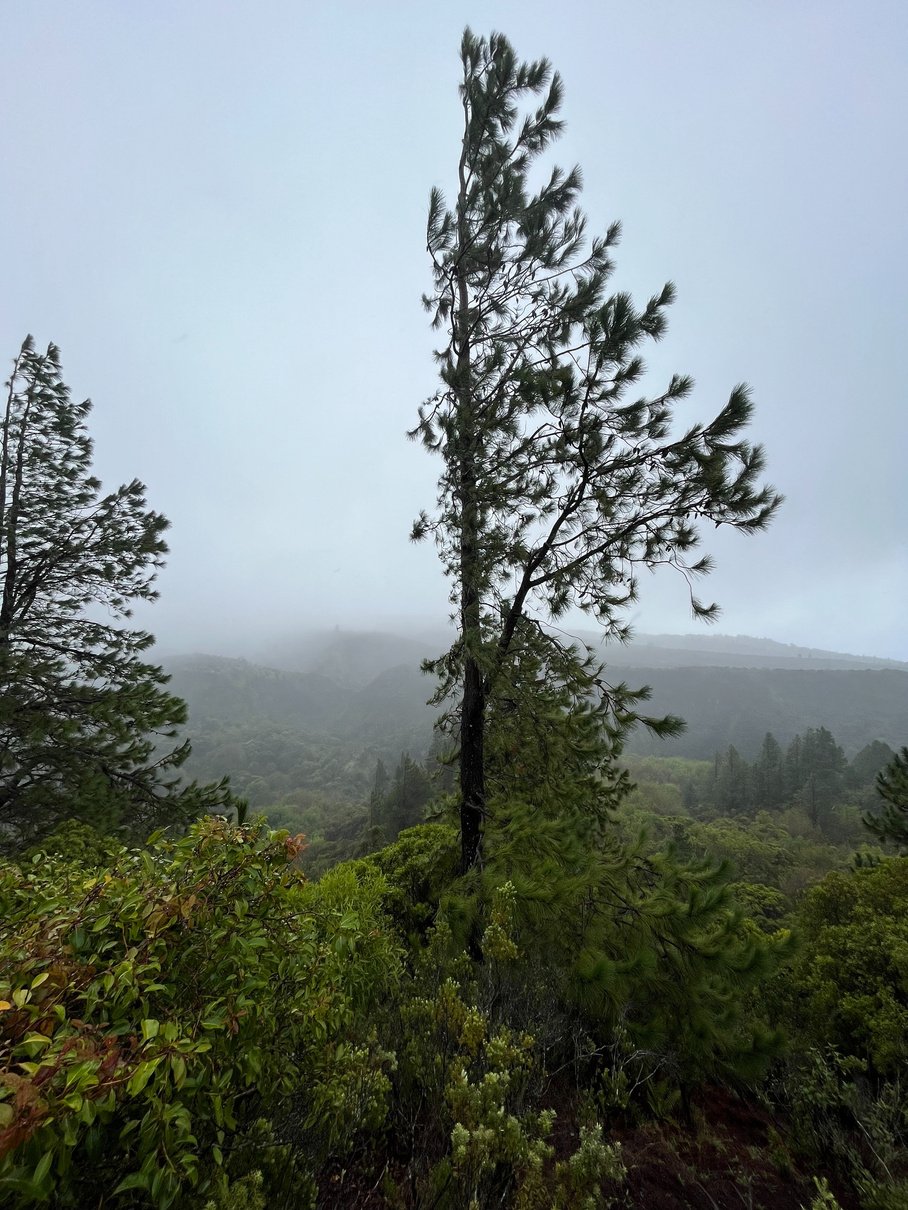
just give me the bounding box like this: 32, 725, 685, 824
2, 1, 906, 660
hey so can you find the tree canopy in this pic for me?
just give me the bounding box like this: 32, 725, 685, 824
411, 29, 782, 869
0, 337, 227, 848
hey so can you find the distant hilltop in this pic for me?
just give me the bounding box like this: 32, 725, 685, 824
582, 632, 908, 672
165, 626, 908, 762
250, 626, 908, 682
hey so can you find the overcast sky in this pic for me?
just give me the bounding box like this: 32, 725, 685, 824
2, 1, 906, 659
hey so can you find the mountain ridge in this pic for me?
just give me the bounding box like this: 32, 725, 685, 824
164, 631, 907, 767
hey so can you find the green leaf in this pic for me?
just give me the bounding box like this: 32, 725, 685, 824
171, 1055, 186, 1087
127, 1056, 163, 1097
113, 1172, 150, 1194
33, 1150, 53, 1185
24, 1032, 52, 1048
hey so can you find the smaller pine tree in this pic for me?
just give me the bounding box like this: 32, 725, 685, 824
863, 746, 908, 850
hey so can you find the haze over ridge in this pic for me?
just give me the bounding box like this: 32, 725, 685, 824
2, 2, 905, 659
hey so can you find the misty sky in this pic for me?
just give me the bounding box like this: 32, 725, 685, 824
2, 1, 906, 659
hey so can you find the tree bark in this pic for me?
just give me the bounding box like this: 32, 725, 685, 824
459, 623, 485, 873
454, 89, 488, 874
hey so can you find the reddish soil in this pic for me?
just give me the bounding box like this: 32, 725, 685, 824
609, 1086, 857, 1209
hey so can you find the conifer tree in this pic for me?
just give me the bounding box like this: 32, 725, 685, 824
0, 338, 228, 847
864, 745, 908, 850
411, 29, 781, 870
799, 726, 846, 828
752, 732, 785, 809
376, 753, 432, 839
848, 739, 894, 789
713, 744, 750, 814
368, 758, 389, 831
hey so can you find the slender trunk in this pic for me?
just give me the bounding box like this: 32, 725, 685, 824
454, 89, 487, 873
457, 373, 486, 872
459, 600, 485, 873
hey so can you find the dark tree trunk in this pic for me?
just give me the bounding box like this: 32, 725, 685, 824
459, 646, 485, 873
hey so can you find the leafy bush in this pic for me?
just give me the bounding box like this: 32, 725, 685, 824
0, 818, 400, 1207
351, 821, 459, 940
788, 859, 908, 1076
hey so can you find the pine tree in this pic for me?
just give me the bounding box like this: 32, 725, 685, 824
752, 731, 784, 809
411, 29, 781, 870
368, 758, 389, 831
783, 733, 803, 800
714, 744, 750, 814
863, 746, 908, 850
376, 753, 432, 839
847, 739, 894, 789
0, 338, 228, 847
799, 726, 846, 829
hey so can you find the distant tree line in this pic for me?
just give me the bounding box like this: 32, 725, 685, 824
694, 727, 894, 828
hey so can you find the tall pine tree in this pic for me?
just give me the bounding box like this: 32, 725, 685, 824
0, 338, 228, 847
411, 30, 781, 870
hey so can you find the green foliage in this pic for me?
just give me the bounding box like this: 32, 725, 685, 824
24, 820, 125, 868
780, 858, 908, 1076
0, 817, 400, 1206
411, 27, 780, 870
202, 1170, 266, 1210
768, 1048, 908, 1210
514, 1124, 626, 1210
369, 751, 433, 840
848, 740, 896, 790
353, 822, 460, 940
382, 890, 629, 1210
806, 1176, 844, 1209
495, 833, 787, 1087
864, 746, 908, 850
0, 338, 232, 849
663, 813, 797, 886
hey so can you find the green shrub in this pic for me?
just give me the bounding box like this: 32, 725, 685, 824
789, 859, 908, 1075
350, 821, 459, 940
0, 817, 401, 1207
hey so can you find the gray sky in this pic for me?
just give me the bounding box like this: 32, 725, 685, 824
2, 1, 906, 659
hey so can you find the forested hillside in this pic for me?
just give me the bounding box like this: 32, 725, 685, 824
164, 634, 908, 816
621, 666, 908, 758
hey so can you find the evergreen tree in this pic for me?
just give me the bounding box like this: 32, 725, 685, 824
799, 726, 846, 828
426, 727, 457, 796
367, 758, 389, 830
782, 733, 803, 800
373, 753, 432, 840
752, 731, 784, 809
0, 338, 228, 847
847, 739, 895, 789
863, 746, 908, 850
411, 30, 781, 870
713, 744, 750, 814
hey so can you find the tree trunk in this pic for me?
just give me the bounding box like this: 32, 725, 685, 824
459, 642, 485, 873
457, 417, 486, 872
